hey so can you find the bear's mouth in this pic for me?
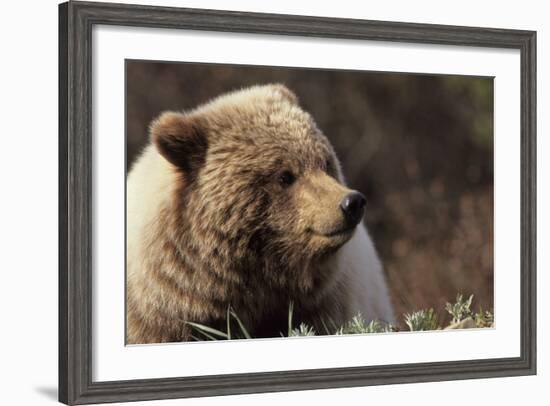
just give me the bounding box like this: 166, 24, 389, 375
326, 225, 358, 237
309, 224, 357, 239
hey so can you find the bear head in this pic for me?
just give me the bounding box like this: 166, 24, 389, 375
149, 84, 366, 294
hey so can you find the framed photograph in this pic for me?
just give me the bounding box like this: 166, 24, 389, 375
59, 1, 536, 404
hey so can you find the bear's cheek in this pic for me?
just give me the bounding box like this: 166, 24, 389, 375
265, 199, 301, 237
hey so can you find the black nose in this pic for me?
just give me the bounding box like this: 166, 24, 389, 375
340, 191, 366, 227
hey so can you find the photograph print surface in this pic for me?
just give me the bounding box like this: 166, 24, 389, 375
125, 61, 494, 344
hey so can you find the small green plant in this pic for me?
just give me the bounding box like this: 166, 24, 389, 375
473, 307, 494, 328
336, 314, 392, 334
290, 323, 316, 337
445, 294, 474, 324
404, 308, 439, 331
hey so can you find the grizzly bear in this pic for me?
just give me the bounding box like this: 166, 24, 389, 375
126, 84, 394, 344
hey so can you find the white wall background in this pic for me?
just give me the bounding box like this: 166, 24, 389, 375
0, 0, 546, 405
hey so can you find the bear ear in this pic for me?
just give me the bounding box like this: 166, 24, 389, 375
150, 111, 208, 175
270, 84, 299, 105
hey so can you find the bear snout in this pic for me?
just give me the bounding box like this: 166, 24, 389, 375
340, 191, 366, 228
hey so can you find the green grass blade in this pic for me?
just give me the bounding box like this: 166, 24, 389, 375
288, 301, 294, 337
229, 310, 252, 339
226, 306, 232, 340
320, 318, 332, 335
185, 321, 228, 339
326, 315, 338, 332
197, 329, 218, 341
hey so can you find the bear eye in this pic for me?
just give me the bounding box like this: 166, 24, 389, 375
279, 170, 296, 187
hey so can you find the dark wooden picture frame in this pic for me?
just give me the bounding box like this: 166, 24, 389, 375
59, 1, 536, 404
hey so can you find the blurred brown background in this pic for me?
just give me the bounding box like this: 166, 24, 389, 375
126, 60, 494, 326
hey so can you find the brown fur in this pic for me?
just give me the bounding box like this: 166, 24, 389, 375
127, 84, 366, 343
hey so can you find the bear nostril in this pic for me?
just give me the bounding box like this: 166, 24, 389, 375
340, 191, 367, 227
